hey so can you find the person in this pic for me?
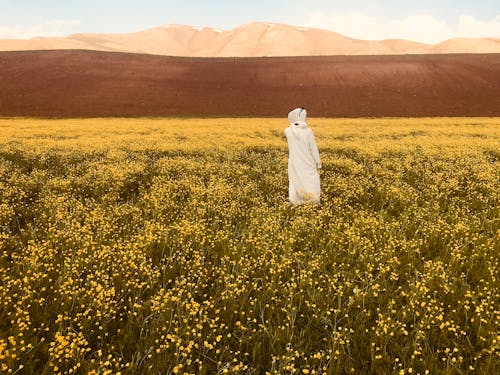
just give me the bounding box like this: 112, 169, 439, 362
284, 108, 322, 205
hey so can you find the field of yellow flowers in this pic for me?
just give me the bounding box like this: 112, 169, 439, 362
0, 117, 499, 374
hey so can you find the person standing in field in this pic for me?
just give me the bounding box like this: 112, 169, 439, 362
284, 108, 321, 204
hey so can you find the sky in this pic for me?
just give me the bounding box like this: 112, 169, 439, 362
1, 0, 499, 44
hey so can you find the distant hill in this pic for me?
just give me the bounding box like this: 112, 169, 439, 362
1, 50, 499, 117
1, 22, 500, 56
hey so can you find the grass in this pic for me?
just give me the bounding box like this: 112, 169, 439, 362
0, 117, 499, 374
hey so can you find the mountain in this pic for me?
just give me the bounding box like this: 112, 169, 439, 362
1, 22, 499, 56
1, 50, 499, 117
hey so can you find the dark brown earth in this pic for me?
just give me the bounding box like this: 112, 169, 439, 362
1, 50, 500, 117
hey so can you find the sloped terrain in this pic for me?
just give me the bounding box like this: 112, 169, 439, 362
1, 50, 499, 117
1, 22, 500, 56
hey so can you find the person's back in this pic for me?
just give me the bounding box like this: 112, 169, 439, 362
285, 126, 319, 170
284, 108, 321, 204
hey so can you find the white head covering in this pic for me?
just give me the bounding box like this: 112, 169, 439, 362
288, 108, 307, 128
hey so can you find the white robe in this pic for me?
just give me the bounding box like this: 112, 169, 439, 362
284, 108, 321, 204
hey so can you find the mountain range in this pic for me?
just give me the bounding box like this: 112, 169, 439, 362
1, 22, 500, 56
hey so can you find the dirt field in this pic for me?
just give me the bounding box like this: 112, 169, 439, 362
1, 50, 500, 117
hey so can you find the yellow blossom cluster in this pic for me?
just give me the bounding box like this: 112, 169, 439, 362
0, 117, 498, 374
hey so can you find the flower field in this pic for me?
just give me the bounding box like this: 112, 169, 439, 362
0, 117, 499, 374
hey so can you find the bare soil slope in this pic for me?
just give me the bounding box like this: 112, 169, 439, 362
1, 50, 499, 117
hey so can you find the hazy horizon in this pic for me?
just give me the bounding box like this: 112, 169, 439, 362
1, 0, 499, 44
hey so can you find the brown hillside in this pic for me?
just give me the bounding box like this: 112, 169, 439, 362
1, 50, 499, 117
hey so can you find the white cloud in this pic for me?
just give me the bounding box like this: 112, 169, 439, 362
306, 13, 500, 44
0, 20, 81, 39
458, 15, 500, 39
